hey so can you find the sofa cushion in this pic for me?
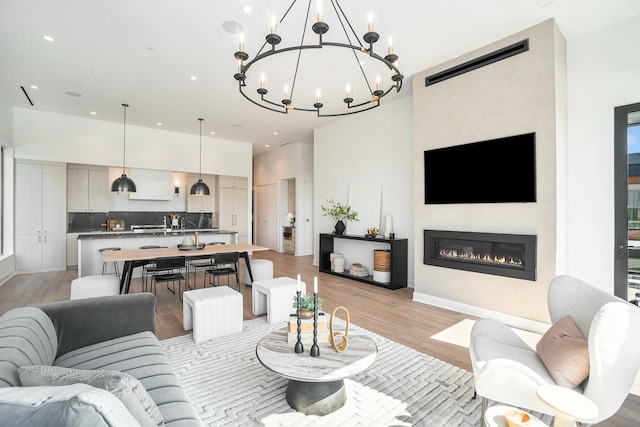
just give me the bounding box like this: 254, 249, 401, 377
54, 331, 201, 426
536, 315, 590, 388
0, 307, 57, 387
19, 365, 163, 427
0, 383, 141, 427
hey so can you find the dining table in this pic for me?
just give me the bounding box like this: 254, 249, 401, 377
101, 243, 269, 294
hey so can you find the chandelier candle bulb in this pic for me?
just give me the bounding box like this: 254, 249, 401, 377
368, 12, 374, 32
270, 14, 278, 34
316, 0, 322, 22
388, 37, 393, 54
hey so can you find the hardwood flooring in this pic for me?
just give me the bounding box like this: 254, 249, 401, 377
1, 250, 637, 426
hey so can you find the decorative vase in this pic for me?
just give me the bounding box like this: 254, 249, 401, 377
300, 309, 314, 319
334, 220, 346, 235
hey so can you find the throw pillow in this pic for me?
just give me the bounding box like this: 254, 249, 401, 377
19, 365, 163, 427
536, 315, 590, 388
0, 383, 141, 427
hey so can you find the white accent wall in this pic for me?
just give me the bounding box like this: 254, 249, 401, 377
313, 95, 415, 287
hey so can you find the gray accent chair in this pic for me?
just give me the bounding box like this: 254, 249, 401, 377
0, 292, 203, 426
470, 275, 640, 425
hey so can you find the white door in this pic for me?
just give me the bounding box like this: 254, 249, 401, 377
256, 184, 279, 250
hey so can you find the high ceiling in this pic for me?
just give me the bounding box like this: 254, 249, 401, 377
1, 0, 639, 156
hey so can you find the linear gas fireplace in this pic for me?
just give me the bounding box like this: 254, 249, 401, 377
423, 230, 537, 281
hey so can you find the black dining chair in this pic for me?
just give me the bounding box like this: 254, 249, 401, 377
149, 256, 187, 300
204, 252, 240, 292
186, 242, 226, 289
140, 245, 167, 292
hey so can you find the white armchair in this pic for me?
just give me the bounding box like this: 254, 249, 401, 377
470, 275, 640, 425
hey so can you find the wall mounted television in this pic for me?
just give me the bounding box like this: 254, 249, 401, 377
424, 132, 536, 204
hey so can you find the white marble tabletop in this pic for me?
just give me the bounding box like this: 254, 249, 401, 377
256, 329, 377, 383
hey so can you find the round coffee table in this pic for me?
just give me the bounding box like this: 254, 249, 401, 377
256, 329, 377, 416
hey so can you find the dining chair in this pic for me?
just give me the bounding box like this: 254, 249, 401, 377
186, 242, 226, 289
140, 245, 167, 292
204, 252, 240, 292
149, 256, 187, 300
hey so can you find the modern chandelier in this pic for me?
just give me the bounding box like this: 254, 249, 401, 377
233, 0, 403, 117
111, 103, 136, 193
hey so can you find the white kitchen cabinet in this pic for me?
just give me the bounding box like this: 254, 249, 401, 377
67, 167, 109, 212
218, 176, 248, 244
15, 161, 67, 272
186, 174, 216, 213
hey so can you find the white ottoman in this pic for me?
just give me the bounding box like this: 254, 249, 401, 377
70, 275, 120, 300
243, 259, 274, 285
252, 277, 306, 324
183, 287, 243, 343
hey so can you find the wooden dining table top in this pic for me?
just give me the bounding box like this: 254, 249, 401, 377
101, 243, 269, 262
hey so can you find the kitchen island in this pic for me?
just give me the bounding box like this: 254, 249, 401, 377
77, 229, 237, 277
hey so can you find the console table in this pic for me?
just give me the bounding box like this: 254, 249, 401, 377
319, 234, 408, 289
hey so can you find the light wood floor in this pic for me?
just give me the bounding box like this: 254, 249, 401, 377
1, 251, 637, 426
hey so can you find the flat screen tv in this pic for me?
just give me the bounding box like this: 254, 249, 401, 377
424, 132, 536, 204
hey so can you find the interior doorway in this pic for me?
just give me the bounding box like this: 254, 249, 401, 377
614, 102, 640, 302
255, 183, 279, 251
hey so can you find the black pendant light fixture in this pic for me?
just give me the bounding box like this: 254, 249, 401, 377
190, 118, 210, 196
111, 103, 137, 192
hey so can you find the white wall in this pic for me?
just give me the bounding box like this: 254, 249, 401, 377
313, 95, 415, 287
13, 108, 252, 178
566, 13, 640, 290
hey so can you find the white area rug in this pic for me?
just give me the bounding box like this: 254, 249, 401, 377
162, 318, 481, 426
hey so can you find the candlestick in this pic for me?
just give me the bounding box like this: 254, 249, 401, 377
294, 290, 304, 353
310, 290, 320, 357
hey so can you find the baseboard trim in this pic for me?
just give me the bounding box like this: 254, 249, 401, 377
412, 291, 550, 334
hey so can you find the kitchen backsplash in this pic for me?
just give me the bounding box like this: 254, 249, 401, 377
68, 211, 215, 232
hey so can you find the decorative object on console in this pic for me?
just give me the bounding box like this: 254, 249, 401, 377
373, 249, 391, 283
111, 103, 137, 193
232, 0, 403, 117
329, 306, 350, 353
349, 263, 368, 277
384, 214, 393, 238
321, 198, 359, 235
366, 227, 379, 238
190, 118, 211, 196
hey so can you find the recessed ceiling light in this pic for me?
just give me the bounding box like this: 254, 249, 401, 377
156, 122, 162, 126
190, 76, 197, 81
273, 131, 278, 135
30, 85, 39, 89
242, 5, 252, 14
222, 20, 244, 34
64, 91, 82, 97
43, 35, 54, 42
90, 111, 97, 115
265, 145, 270, 148
210, 131, 216, 135
359, 60, 365, 66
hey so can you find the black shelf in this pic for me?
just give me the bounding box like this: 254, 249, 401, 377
319, 233, 408, 290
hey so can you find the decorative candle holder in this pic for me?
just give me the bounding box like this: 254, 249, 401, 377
310, 292, 320, 357
294, 291, 304, 353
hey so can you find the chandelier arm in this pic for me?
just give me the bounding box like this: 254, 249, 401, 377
318, 102, 379, 117
289, 0, 312, 101
332, 0, 363, 48
238, 85, 288, 114
280, 0, 298, 23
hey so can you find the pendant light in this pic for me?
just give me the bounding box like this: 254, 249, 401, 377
190, 117, 210, 195
111, 103, 137, 192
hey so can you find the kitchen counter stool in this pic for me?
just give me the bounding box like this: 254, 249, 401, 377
99, 247, 121, 277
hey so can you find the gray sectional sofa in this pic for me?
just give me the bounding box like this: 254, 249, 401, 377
0, 292, 202, 426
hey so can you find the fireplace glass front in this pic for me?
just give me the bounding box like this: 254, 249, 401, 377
424, 230, 536, 281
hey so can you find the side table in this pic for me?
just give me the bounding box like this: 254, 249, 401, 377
484, 405, 547, 427
536, 385, 599, 427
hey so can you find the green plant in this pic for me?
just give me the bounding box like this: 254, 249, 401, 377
292, 294, 323, 310
321, 198, 359, 222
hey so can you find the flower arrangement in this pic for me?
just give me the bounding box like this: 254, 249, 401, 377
320, 198, 359, 222
292, 294, 323, 311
